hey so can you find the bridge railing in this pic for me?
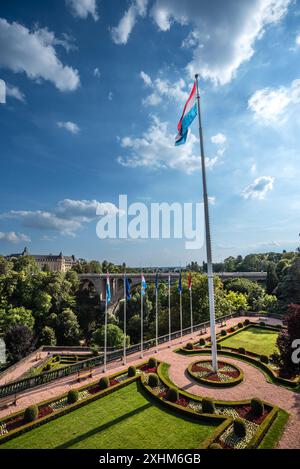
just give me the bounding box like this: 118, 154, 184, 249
0, 311, 240, 399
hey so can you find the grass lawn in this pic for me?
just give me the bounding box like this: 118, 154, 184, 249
0, 381, 218, 449
219, 326, 279, 357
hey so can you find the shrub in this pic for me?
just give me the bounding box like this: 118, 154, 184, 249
238, 322, 243, 328
199, 338, 206, 346
251, 398, 264, 417
228, 327, 235, 333
43, 363, 51, 372
244, 319, 250, 326
233, 418, 246, 437
217, 343, 222, 351
220, 330, 227, 337
202, 398, 215, 414
148, 373, 159, 388
166, 387, 179, 403
238, 347, 246, 354
127, 365, 136, 377
260, 355, 269, 364
209, 443, 222, 449
67, 389, 79, 404
260, 321, 266, 327
275, 324, 282, 329
24, 405, 38, 423
148, 357, 157, 368
186, 342, 194, 350
99, 376, 109, 390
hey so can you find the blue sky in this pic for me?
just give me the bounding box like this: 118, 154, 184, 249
0, 0, 299, 266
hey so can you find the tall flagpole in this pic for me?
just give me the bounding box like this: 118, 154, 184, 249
179, 271, 183, 343
195, 74, 218, 371
155, 273, 158, 353
103, 281, 108, 373
190, 288, 193, 335
168, 273, 171, 347
123, 271, 127, 365
140, 272, 144, 359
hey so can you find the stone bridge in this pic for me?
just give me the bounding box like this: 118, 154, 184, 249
78, 271, 266, 302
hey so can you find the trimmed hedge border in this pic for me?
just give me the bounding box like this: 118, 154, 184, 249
0, 361, 150, 445
187, 360, 244, 387
154, 362, 281, 449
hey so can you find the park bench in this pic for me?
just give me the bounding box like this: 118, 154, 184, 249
77, 369, 93, 382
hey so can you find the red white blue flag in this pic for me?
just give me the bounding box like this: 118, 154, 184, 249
175, 81, 197, 146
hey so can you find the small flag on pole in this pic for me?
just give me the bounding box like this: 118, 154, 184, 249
175, 81, 197, 146
141, 274, 147, 296
188, 272, 192, 291
106, 275, 111, 304
125, 276, 131, 300
178, 271, 182, 294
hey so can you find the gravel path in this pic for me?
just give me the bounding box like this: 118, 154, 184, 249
1, 315, 298, 449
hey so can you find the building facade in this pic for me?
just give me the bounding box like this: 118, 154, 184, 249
7, 247, 77, 272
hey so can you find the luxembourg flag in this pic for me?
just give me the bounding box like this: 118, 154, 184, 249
175, 81, 197, 146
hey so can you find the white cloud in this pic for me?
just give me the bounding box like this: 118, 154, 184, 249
0, 18, 80, 92
117, 115, 219, 174
108, 91, 113, 101
66, 0, 99, 21
140, 72, 189, 106
111, 0, 148, 44
250, 163, 257, 174
150, 0, 291, 85
211, 133, 226, 145
93, 67, 101, 78
0, 78, 5, 103
140, 70, 152, 86
6, 83, 25, 102
248, 78, 300, 122
1, 199, 120, 236
241, 176, 275, 200
0, 231, 30, 243
57, 121, 80, 134
296, 34, 300, 46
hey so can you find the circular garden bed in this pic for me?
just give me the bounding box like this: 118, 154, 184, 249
187, 360, 243, 387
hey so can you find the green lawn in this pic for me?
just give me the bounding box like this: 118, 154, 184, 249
219, 326, 279, 357
0, 382, 218, 449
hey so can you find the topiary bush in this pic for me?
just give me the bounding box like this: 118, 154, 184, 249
217, 343, 222, 351
209, 443, 222, 449
186, 342, 194, 350
238, 322, 243, 328
220, 330, 227, 337
260, 355, 269, 364
127, 365, 136, 377
238, 347, 246, 354
233, 418, 246, 437
228, 327, 235, 333
24, 405, 38, 423
67, 389, 79, 404
202, 398, 215, 414
244, 319, 250, 326
251, 398, 264, 417
99, 376, 109, 390
199, 338, 206, 346
148, 373, 159, 388
166, 387, 179, 403
260, 321, 266, 327
148, 357, 157, 368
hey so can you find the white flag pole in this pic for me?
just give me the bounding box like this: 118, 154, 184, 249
155, 274, 158, 353
140, 273, 144, 359
190, 287, 193, 335
123, 272, 127, 365
103, 279, 108, 373
195, 74, 218, 371
168, 273, 171, 347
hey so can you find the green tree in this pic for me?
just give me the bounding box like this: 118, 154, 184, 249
39, 326, 57, 346
266, 262, 278, 294
224, 291, 249, 313
4, 325, 33, 363
0, 307, 35, 332
276, 256, 300, 308
55, 308, 81, 345
92, 324, 129, 349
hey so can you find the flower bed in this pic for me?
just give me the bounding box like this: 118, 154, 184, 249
188, 360, 243, 387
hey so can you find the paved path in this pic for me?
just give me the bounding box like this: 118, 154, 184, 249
1, 315, 298, 449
